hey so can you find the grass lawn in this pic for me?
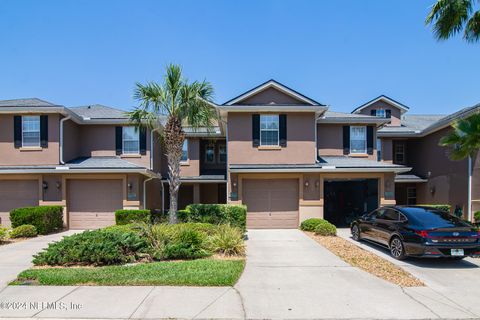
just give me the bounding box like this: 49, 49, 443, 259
12, 259, 245, 286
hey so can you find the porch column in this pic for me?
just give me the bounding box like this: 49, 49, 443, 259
193, 183, 201, 204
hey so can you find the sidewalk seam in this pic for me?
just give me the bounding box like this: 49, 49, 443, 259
191, 287, 231, 320
128, 286, 155, 319
400, 286, 441, 319
232, 286, 246, 320
31, 286, 80, 317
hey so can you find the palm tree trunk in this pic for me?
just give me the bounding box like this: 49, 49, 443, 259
164, 116, 185, 224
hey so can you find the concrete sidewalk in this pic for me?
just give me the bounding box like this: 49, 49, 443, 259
0, 231, 78, 289
0, 229, 479, 319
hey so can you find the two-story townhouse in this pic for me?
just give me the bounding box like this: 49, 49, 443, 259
1, 82, 478, 230
220, 80, 408, 228
0, 100, 161, 229
353, 95, 480, 219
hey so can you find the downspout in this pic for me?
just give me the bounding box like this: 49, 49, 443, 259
468, 156, 472, 221
143, 177, 154, 210
161, 181, 165, 213
314, 115, 318, 163
225, 121, 229, 202
150, 129, 154, 170
59, 115, 71, 164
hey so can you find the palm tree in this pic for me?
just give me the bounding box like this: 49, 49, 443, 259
439, 112, 480, 221
425, 0, 480, 42
439, 113, 480, 160
128, 64, 216, 223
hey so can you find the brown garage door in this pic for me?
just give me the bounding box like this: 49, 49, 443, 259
243, 179, 299, 229
68, 179, 123, 229
0, 180, 39, 227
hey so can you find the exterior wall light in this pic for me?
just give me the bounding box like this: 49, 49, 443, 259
56, 181, 61, 189
304, 180, 309, 188
42, 181, 48, 190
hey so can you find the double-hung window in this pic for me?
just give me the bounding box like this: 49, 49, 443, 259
205, 144, 215, 163
218, 145, 227, 163
394, 142, 405, 164
375, 109, 386, 118
407, 187, 417, 205
260, 114, 279, 146
350, 126, 366, 154
181, 140, 189, 162
122, 126, 139, 154
22, 116, 40, 147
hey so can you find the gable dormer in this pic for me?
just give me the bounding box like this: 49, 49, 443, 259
352, 95, 409, 126
223, 79, 323, 106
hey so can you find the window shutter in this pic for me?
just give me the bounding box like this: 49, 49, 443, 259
370, 109, 376, 116
252, 114, 260, 147
386, 109, 391, 118
367, 126, 374, 155
14, 116, 22, 148
139, 127, 147, 155
279, 114, 287, 147
343, 126, 350, 155
115, 126, 122, 155
40, 115, 48, 148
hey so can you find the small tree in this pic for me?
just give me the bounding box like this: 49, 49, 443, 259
426, 0, 480, 43
129, 64, 216, 223
439, 113, 480, 220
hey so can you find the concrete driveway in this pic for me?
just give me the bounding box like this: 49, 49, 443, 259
0, 229, 478, 319
0, 230, 78, 289
338, 227, 480, 318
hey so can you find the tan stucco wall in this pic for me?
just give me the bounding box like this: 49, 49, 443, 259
0, 114, 60, 166
228, 112, 316, 165
317, 123, 377, 160
406, 127, 469, 214
237, 87, 306, 105
357, 101, 402, 126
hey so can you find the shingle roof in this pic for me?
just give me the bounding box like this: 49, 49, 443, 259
0, 98, 58, 107
66, 157, 140, 168
318, 156, 405, 168
378, 114, 446, 134
69, 104, 128, 119
394, 174, 428, 183
324, 111, 375, 118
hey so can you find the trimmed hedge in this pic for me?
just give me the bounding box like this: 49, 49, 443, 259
0, 226, 7, 242
10, 206, 63, 235
115, 210, 151, 225
10, 225, 37, 238
300, 218, 324, 232
417, 204, 451, 213
178, 204, 247, 230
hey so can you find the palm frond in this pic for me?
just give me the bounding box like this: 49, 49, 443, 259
439, 112, 480, 160
426, 0, 473, 40
465, 10, 480, 41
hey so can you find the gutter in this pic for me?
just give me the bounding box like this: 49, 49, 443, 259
229, 166, 412, 174
59, 115, 71, 164
0, 167, 161, 177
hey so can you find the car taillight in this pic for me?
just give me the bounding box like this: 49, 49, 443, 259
415, 230, 430, 238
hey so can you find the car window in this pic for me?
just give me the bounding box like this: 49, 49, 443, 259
368, 209, 384, 219
379, 209, 400, 221
403, 207, 469, 228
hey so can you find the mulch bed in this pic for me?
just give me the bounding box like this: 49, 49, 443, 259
306, 232, 424, 287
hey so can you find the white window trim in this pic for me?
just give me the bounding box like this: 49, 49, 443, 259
374, 109, 385, 118
260, 114, 280, 146
350, 125, 367, 154
205, 144, 216, 164
181, 139, 189, 163
122, 126, 140, 155
22, 115, 41, 148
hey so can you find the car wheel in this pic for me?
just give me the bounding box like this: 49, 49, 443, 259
351, 224, 361, 241
389, 237, 406, 260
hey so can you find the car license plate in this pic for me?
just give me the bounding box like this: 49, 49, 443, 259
451, 249, 464, 256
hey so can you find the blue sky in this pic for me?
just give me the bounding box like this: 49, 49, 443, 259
0, 0, 477, 114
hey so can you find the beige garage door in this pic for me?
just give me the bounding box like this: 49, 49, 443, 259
68, 179, 123, 229
243, 179, 299, 229
0, 180, 39, 227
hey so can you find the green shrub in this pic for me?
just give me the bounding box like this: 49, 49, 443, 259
418, 204, 451, 213
0, 226, 8, 242
151, 209, 169, 224
9, 225, 37, 238
33, 228, 148, 266
115, 210, 151, 225
209, 224, 245, 256
300, 218, 324, 231
163, 224, 211, 259
475, 211, 480, 223
10, 206, 63, 235
314, 220, 337, 236
180, 204, 247, 230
